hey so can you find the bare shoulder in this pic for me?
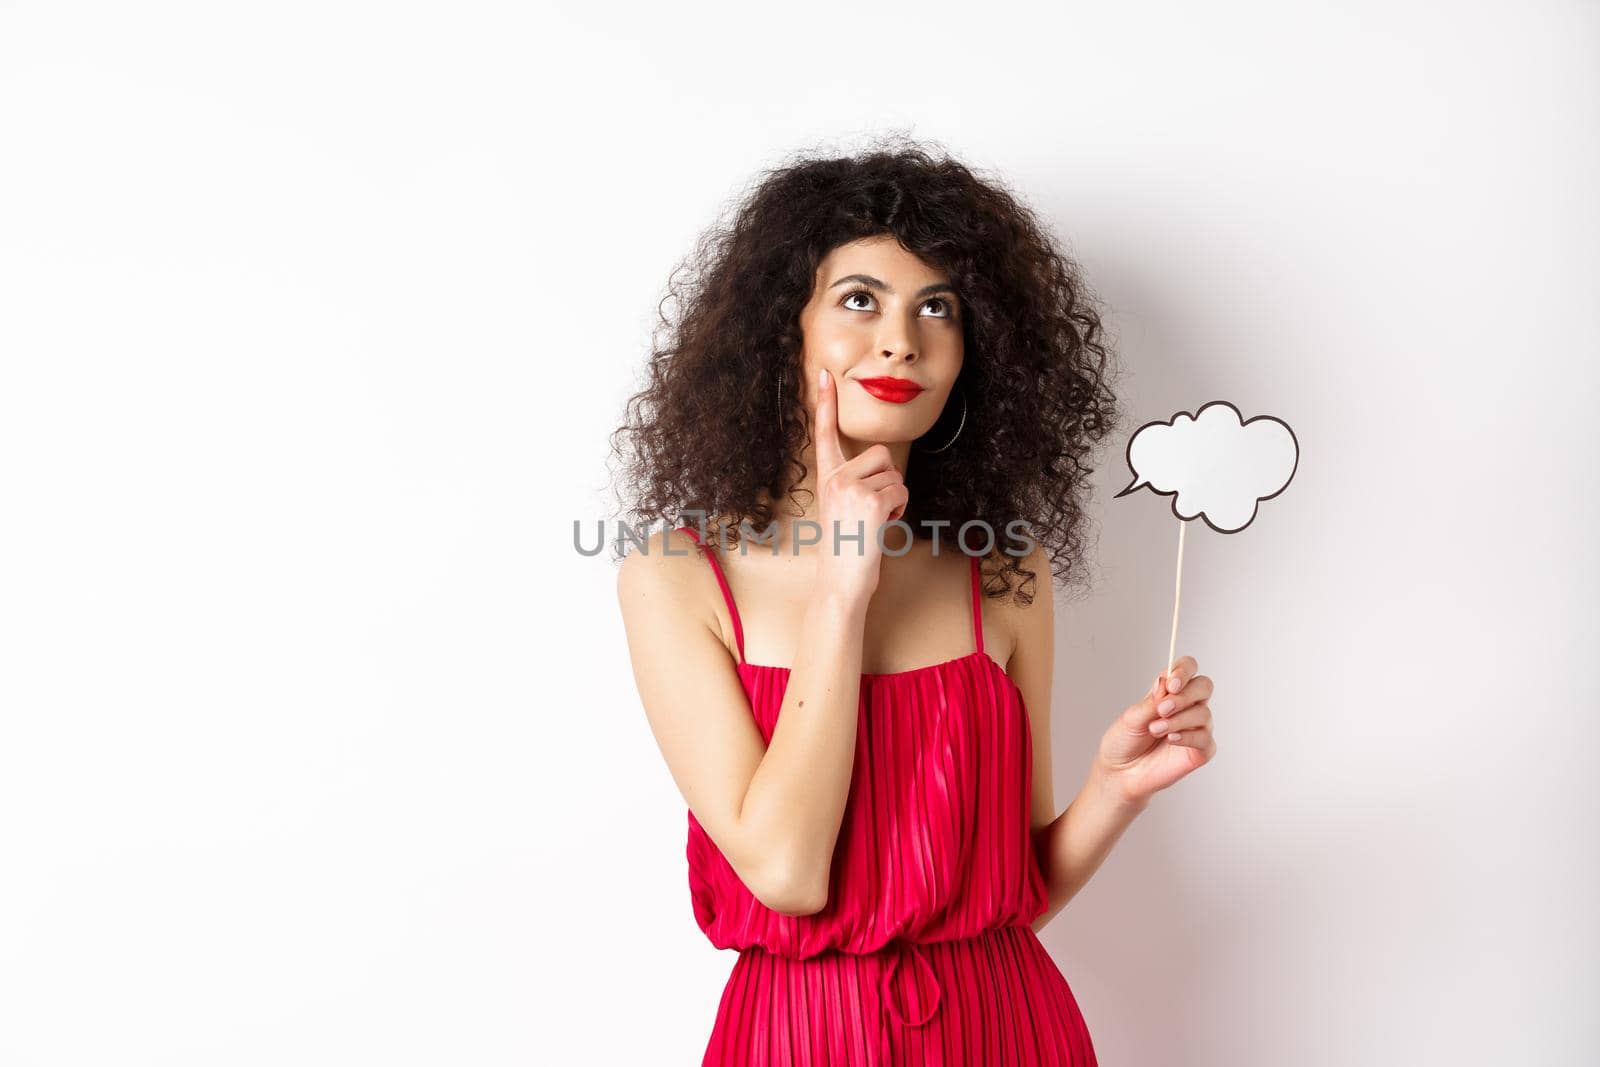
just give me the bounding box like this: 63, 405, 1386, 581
989, 537, 1055, 664
615, 527, 712, 626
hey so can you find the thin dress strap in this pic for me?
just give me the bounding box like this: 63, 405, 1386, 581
969, 551, 985, 657
676, 525, 745, 665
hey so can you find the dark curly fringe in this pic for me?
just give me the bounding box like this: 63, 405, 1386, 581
605, 132, 1124, 606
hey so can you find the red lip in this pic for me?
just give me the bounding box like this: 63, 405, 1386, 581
856, 376, 925, 403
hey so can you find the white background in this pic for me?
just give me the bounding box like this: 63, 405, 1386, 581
2, 2, 1596, 1064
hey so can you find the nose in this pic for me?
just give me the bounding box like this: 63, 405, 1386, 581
878, 317, 918, 363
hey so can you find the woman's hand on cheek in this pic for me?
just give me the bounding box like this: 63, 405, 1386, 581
1094, 655, 1217, 806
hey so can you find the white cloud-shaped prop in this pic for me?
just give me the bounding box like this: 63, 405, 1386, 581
1114, 400, 1298, 534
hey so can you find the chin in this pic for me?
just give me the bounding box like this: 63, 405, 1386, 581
839, 416, 922, 447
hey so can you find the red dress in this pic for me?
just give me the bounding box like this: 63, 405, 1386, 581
676, 527, 1098, 1066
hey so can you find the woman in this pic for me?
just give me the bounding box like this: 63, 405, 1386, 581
611, 139, 1217, 1065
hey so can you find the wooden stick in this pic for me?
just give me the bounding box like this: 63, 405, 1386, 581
1166, 517, 1186, 680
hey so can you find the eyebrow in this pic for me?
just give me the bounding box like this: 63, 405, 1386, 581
827, 273, 958, 301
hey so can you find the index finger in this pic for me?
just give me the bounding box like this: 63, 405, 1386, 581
1164, 655, 1198, 693
812, 367, 845, 477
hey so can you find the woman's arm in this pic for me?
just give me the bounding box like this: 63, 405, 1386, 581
1029, 766, 1149, 932
617, 527, 869, 916
1000, 543, 1149, 934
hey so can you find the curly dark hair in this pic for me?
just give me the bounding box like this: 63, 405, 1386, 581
606, 133, 1124, 604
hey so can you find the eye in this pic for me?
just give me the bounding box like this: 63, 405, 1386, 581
841, 289, 959, 319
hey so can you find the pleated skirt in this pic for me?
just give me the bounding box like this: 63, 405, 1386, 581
701, 925, 1098, 1066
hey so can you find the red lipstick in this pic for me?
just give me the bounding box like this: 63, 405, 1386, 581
856, 376, 924, 403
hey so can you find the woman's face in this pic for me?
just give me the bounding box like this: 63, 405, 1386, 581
797, 235, 964, 452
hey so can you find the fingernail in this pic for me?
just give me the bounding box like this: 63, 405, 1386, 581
818, 368, 828, 389
1157, 698, 1175, 716
1151, 719, 1170, 734
1167, 675, 1182, 693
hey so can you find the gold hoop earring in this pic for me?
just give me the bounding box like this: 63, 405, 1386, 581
921, 389, 967, 453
